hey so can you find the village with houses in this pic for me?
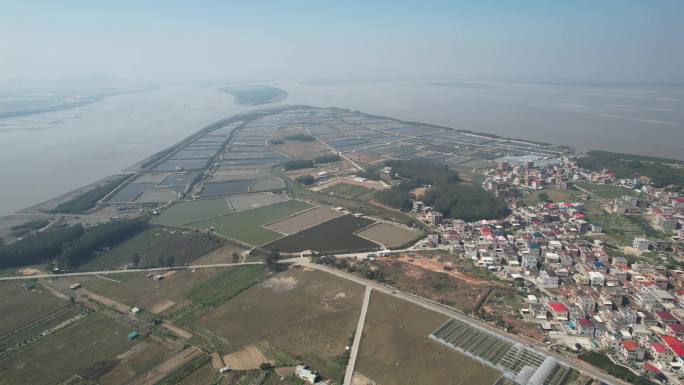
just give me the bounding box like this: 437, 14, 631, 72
395, 154, 684, 384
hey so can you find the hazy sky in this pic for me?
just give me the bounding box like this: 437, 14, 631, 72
1, 0, 683, 84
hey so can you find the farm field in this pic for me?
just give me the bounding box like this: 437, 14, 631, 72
200, 180, 254, 197
152, 197, 235, 227
227, 192, 290, 211
356, 222, 422, 248
0, 313, 137, 385
71, 268, 230, 316
197, 268, 364, 382
188, 199, 312, 246
99, 340, 177, 385
79, 226, 222, 270
266, 214, 378, 253
265, 206, 344, 235
0, 281, 69, 336
353, 292, 500, 385
250, 177, 286, 191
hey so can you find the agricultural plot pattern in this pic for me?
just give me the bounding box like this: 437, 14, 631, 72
431, 319, 575, 385
188, 199, 313, 246
152, 193, 289, 227
266, 214, 378, 253
270, 108, 566, 170
356, 222, 422, 248
264, 207, 345, 235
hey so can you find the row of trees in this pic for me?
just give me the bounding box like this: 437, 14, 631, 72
578, 151, 684, 190
314, 154, 340, 164
423, 183, 510, 222
284, 133, 315, 141
0, 216, 149, 270
58, 216, 148, 268
0, 224, 85, 269
285, 154, 343, 172
375, 159, 509, 221
50, 175, 130, 214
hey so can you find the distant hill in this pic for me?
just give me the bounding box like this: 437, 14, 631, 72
221, 85, 288, 105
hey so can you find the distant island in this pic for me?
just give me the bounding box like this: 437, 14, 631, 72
221, 85, 288, 105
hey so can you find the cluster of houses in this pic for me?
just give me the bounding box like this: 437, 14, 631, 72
413, 157, 684, 382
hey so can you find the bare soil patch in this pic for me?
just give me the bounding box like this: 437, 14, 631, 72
223, 345, 274, 370
261, 275, 299, 292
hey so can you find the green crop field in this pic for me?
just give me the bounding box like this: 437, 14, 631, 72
188, 200, 312, 245
166, 265, 272, 325
186, 265, 271, 307
152, 197, 235, 227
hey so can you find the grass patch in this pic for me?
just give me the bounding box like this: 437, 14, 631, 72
575, 181, 637, 199
0, 313, 135, 385
579, 352, 656, 385
0, 281, 70, 336
321, 183, 375, 199
152, 198, 235, 227
188, 200, 312, 246
355, 292, 499, 385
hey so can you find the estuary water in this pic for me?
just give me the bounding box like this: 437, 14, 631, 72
1, 81, 682, 216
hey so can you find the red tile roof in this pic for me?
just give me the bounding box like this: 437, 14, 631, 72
671, 344, 684, 357
548, 302, 569, 313
622, 340, 639, 351
652, 343, 667, 353
662, 335, 683, 348
656, 310, 677, 322
668, 323, 684, 335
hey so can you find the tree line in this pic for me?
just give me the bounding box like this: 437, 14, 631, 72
0, 216, 148, 269
58, 216, 148, 268
578, 150, 684, 190
285, 154, 342, 171
375, 159, 509, 221
50, 175, 130, 214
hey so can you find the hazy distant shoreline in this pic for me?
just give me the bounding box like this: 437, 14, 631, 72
1, 81, 682, 216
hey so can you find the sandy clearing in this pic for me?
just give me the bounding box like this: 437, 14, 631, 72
211, 352, 225, 369
148, 299, 176, 314
389, 255, 492, 286
81, 289, 131, 313
261, 275, 299, 292
18, 268, 42, 276
161, 321, 193, 339
352, 372, 378, 385
222, 345, 273, 370
311, 176, 388, 192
